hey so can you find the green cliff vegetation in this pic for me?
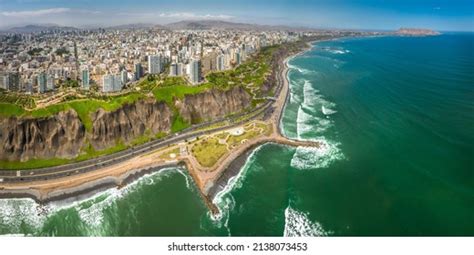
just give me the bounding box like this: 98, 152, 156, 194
0, 42, 295, 169
0, 44, 279, 121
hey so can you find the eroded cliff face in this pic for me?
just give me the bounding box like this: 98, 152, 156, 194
0, 110, 86, 161
175, 86, 251, 124
89, 99, 172, 150
0, 88, 250, 162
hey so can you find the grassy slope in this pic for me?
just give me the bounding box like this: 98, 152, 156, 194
0, 45, 281, 169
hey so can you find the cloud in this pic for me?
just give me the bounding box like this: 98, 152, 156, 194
1, 8, 71, 17
0, 8, 101, 18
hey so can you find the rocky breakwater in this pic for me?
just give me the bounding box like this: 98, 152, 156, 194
89, 99, 172, 150
0, 110, 86, 161
175, 86, 251, 124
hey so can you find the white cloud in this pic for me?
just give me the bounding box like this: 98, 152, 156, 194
1, 8, 71, 17
0, 8, 101, 18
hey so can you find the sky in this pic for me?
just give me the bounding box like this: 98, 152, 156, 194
0, 0, 473, 31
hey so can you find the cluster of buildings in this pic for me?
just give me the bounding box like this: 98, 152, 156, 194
0, 28, 300, 95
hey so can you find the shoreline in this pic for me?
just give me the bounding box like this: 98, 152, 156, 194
0, 38, 322, 210
0, 163, 182, 204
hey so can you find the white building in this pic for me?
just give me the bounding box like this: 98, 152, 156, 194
169, 63, 178, 76
102, 74, 123, 93
0, 73, 9, 90
187, 59, 201, 85
46, 74, 54, 91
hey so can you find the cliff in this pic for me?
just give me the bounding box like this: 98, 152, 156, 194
0, 88, 250, 162
89, 99, 172, 150
396, 28, 440, 36
175, 86, 251, 124
0, 110, 86, 161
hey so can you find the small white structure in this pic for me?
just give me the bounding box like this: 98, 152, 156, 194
228, 127, 244, 136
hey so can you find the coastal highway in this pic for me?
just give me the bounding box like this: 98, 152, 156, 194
0, 99, 274, 183
0, 60, 286, 183
0, 36, 329, 184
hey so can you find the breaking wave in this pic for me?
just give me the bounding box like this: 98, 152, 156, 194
0, 198, 46, 235
320, 47, 350, 54
210, 145, 265, 235
296, 106, 332, 136
290, 140, 344, 170
288, 63, 317, 75
283, 206, 328, 237
0, 167, 184, 236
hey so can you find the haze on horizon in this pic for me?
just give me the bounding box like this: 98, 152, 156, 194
0, 0, 472, 31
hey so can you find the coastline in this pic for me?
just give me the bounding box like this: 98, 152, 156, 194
0, 39, 320, 211
0, 163, 182, 204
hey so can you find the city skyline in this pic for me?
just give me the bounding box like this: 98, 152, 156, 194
0, 0, 473, 31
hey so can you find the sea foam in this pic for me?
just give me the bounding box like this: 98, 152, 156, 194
0, 167, 183, 235
290, 139, 344, 170
283, 206, 328, 237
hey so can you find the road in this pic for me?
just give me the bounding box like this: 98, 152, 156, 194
0, 58, 285, 184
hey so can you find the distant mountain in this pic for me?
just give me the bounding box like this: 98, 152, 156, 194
105, 23, 167, 30
5, 24, 79, 33
164, 20, 306, 31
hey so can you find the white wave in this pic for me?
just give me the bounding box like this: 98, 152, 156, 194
0, 167, 182, 235
323, 47, 350, 54
0, 198, 47, 235
176, 167, 193, 190
283, 206, 328, 237
290, 139, 344, 170
288, 64, 317, 75
302, 80, 322, 108
289, 79, 303, 104
73, 168, 179, 233
296, 106, 332, 137
321, 106, 337, 115
210, 145, 265, 234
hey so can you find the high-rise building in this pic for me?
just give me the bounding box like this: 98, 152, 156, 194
102, 74, 123, 93
8, 72, 20, 91
234, 52, 241, 65
134, 63, 143, 80
121, 70, 128, 85
25, 82, 33, 94
0, 72, 8, 90
202, 52, 217, 73
188, 59, 201, 85
37, 72, 47, 93
46, 74, 54, 91
177, 63, 184, 76
81, 69, 90, 90
148, 55, 162, 74
216, 54, 225, 71
169, 63, 178, 76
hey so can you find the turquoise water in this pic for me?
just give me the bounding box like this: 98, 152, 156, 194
1, 34, 473, 236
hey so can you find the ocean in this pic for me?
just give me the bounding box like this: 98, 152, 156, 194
1, 33, 473, 236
